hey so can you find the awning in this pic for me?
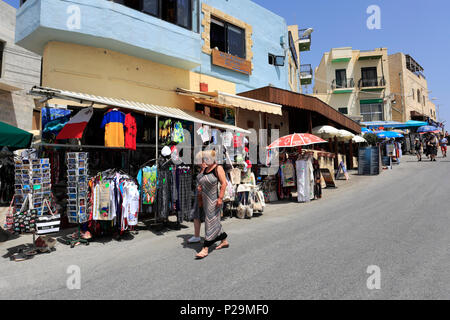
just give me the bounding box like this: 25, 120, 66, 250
0, 121, 33, 149
29, 86, 250, 134
361, 121, 404, 129
176, 88, 283, 115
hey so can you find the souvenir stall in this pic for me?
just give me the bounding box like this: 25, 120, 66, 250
262, 133, 327, 203
27, 86, 250, 244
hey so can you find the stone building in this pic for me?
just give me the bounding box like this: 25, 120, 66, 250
0, 0, 41, 131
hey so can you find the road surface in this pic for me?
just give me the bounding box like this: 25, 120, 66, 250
1, 155, 449, 300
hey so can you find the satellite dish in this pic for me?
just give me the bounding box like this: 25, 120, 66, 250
301, 28, 314, 38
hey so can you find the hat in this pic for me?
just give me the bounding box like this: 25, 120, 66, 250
161, 146, 171, 157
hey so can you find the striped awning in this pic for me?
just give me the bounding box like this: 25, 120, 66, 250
29, 86, 250, 134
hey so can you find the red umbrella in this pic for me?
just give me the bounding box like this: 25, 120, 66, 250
267, 133, 327, 149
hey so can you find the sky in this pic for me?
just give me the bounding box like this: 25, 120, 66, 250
3, 0, 450, 128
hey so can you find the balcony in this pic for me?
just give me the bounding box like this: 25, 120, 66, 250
300, 64, 313, 85
16, 0, 201, 70
331, 78, 355, 93
358, 77, 386, 91
298, 29, 311, 52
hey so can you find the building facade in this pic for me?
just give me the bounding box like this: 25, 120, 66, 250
16, 0, 310, 133
0, 1, 41, 131
313, 47, 392, 123
388, 53, 436, 122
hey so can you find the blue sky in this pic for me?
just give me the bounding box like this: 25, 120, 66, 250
3, 0, 449, 127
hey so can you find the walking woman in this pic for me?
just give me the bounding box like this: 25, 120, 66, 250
414, 138, 423, 161
195, 150, 229, 259
188, 157, 207, 244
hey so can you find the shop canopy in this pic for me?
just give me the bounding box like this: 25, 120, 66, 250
176, 88, 283, 116
29, 86, 250, 134
361, 121, 404, 129
0, 121, 33, 149
362, 120, 429, 129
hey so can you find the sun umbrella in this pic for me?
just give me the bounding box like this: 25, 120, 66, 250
352, 135, 367, 143
376, 131, 404, 139
267, 133, 327, 149
361, 127, 373, 133
337, 129, 355, 141
417, 125, 439, 133
0, 121, 33, 149
312, 125, 340, 139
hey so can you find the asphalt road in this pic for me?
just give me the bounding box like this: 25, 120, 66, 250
1, 155, 449, 300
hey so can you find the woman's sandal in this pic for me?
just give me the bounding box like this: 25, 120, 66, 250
195, 249, 209, 259
216, 242, 229, 250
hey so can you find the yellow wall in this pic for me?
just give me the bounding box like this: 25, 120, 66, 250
42, 41, 236, 110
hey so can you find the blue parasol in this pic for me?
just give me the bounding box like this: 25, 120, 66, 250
376, 131, 404, 139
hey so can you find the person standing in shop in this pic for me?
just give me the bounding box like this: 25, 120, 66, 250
312, 158, 322, 200
195, 150, 229, 259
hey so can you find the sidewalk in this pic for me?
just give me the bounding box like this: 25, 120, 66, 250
0, 166, 387, 256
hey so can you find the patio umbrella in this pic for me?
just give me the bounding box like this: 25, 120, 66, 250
361, 127, 373, 133
417, 125, 439, 133
336, 129, 355, 141
312, 125, 339, 139
0, 121, 33, 149
352, 135, 367, 143
267, 133, 327, 149
376, 131, 404, 139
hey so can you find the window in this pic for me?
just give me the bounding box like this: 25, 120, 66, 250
142, 0, 159, 16
0, 41, 4, 78
335, 69, 347, 88
412, 89, 415, 100
268, 54, 284, 66
423, 95, 426, 106
210, 17, 246, 59
360, 103, 383, 122
338, 107, 348, 114
417, 90, 421, 103
117, 0, 192, 30
361, 67, 377, 87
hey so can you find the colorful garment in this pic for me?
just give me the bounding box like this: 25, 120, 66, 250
172, 121, 185, 144
124, 113, 137, 150
101, 109, 125, 147
281, 161, 296, 187
137, 165, 157, 205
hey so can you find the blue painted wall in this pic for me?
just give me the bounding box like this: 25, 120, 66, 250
16, 0, 294, 92
197, 0, 291, 93
16, 0, 202, 70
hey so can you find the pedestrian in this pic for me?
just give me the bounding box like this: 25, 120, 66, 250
428, 134, 439, 162
414, 137, 423, 161
439, 134, 448, 158
195, 150, 229, 259
187, 158, 207, 244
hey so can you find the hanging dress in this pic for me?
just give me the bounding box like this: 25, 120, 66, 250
199, 168, 224, 243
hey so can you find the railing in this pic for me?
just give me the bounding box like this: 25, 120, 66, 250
300, 64, 313, 77
358, 76, 386, 88
331, 78, 354, 90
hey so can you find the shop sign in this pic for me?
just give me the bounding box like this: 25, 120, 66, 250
212, 49, 252, 75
